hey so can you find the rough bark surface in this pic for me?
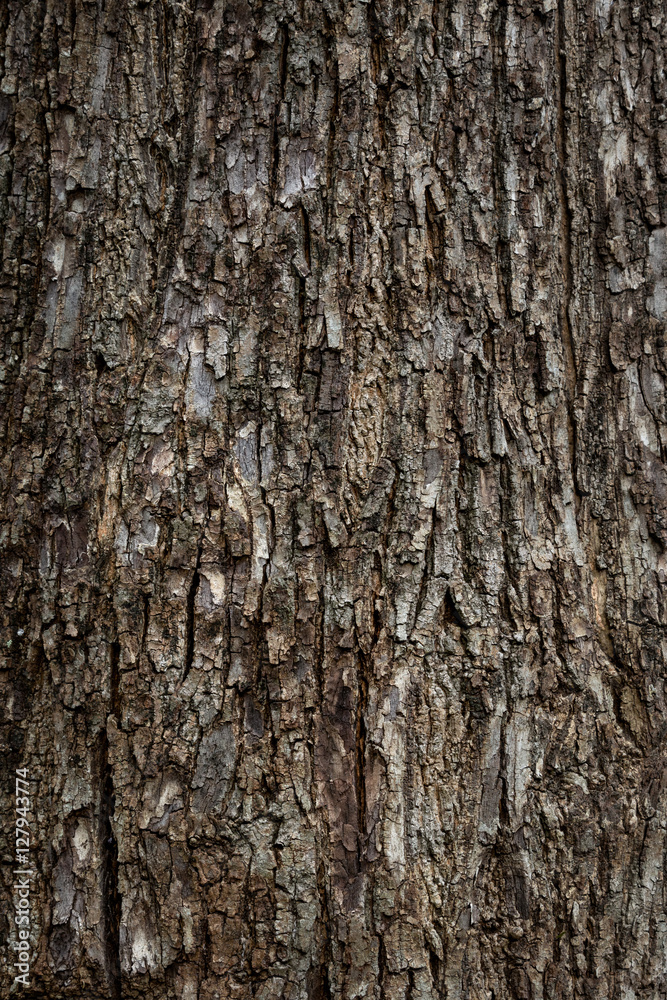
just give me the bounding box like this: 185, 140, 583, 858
2, 1, 667, 998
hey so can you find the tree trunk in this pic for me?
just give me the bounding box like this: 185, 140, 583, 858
2, 0, 667, 998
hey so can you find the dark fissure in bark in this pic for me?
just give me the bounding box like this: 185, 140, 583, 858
355, 649, 370, 865
555, 0, 579, 496
141, 592, 150, 654
270, 23, 289, 201
183, 540, 203, 685
313, 859, 334, 1000
491, 0, 511, 315
100, 641, 121, 999
109, 640, 121, 720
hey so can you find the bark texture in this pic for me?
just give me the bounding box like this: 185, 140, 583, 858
2, 0, 667, 998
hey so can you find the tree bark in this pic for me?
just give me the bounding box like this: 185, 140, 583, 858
2, 1, 667, 998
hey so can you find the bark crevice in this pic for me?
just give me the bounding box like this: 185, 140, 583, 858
555, 0, 579, 493
270, 23, 289, 202
183, 537, 203, 686
100, 641, 121, 1000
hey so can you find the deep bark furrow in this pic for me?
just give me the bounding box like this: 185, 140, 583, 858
555, 0, 579, 501
100, 728, 121, 1000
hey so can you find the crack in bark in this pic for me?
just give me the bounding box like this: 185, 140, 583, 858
141, 591, 150, 656
555, 0, 579, 505
323, 12, 339, 233
413, 505, 437, 631
270, 23, 289, 203
355, 649, 369, 866
100, 640, 121, 1000
314, 858, 334, 1000
491, 1, 511, 317
297, 205, 311, 390
182, 534, 203, 686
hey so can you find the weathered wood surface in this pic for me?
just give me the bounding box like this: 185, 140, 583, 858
2, 0, 667, 997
